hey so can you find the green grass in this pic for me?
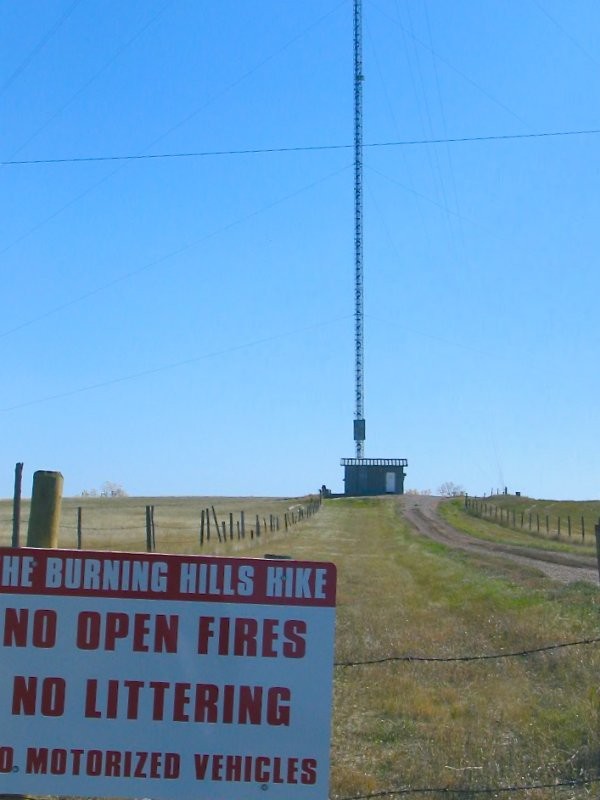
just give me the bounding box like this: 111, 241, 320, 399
298, 498, 600, 798
441, 496, 598, 558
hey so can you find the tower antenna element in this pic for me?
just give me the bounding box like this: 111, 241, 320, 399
340, 0, 408, 496
353, 0, 365, 458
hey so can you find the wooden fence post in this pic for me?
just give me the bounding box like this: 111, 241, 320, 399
77, 507, 82, 550
581, 516, 585, 543
256, 515, 261, 537
200, 509, 205, 547
229, 513, 234, 540
241, 511, 245, 539
595, 519, 600, 584
568, 516, 572, 538
12, 461, 23, 547
212, 506, 221, 542
145, 506, 153, 552
545, 515, 549, 535
27, 470, 63, 548
206, 508, 211, 541
151, 505, 156, 551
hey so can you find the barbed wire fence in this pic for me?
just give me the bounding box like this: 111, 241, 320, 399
333, 636, 600, 798
335, 776, 600, 797
465, 496, 597, 546
1, 496, 323, 552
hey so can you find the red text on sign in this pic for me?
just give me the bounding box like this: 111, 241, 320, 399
76, 611, 178, 652
2, 608, 57, 648
84, 679, 291, 725
194, 753, 318, 784
12, 676, 66, 716
25, 747, 180, 779
197, 616, 306, 658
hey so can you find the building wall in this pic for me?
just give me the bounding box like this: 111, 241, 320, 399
343, 464, 406, 496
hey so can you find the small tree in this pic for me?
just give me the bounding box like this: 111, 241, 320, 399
101, 481, 127, 497
438, 481, 464, 497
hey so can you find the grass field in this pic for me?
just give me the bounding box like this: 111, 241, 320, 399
2, 493, 600, 798
319, 497, 600, 799
447, 495, 600, 557
0, 495, 315, 553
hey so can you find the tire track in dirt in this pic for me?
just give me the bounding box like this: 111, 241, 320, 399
399, 495, 599, 585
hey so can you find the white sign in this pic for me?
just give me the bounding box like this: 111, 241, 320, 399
0, 548, 336, 800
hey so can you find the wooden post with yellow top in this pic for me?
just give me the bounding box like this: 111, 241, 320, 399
26, 470, 63, 549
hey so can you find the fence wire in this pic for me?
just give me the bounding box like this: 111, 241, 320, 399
335, 636, 600, 666
334, 638, 600, 796
335, 775, 600, 797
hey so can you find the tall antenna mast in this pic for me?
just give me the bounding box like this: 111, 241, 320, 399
353, 0, 365, 458
340, 0, 408, 496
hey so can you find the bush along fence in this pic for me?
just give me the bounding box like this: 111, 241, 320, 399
464, 496, 593, 544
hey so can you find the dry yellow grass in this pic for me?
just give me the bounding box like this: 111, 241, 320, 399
0, 494, 316, 553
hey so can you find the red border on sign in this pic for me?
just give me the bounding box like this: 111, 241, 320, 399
0, 548, 336, 607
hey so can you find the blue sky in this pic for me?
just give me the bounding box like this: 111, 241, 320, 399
2, 0, 600, 500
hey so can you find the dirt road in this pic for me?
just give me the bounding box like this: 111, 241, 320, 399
399, 494, 599, 585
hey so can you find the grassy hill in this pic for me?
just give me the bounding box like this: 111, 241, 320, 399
1, 494, 599, 797
443, 494, 600, 558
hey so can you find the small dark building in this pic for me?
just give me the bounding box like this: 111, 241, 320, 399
340, 458, 408, 496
